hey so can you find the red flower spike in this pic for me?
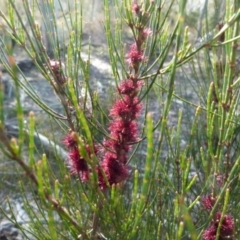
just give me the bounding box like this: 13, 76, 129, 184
64, 1, 149, 189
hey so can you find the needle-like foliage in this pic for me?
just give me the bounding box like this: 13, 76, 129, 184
0, 0, 240, 239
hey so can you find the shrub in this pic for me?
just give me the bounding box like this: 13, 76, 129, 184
0, 0, 240, 239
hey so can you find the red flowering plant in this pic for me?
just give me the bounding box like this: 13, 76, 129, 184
61, 0, 154, 190
1, 0, 240, 239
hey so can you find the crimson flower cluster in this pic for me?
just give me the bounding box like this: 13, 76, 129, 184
98, 78, 144, 188
201, 195, 216, 211
63, 133, 98, 182
63, 0, 151, 189
126, 43, 144, 67
63, 78, 144, 188
201, 195, 234, 240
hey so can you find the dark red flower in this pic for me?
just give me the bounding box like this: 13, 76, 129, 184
202, 225, 217, 240
67, 145, 100, 182
69, 148, 88, 172
132, 0, 140, 14
201, 195, 216, 211
108, 119, 138, 143
118, 79, 144, 95
66, 141, 100, 182
98, 154, 130, 188
63, 133, 77, 149
110, 96, 141, 120
215, 212, 234, 237
126, 43, 143, 65
202, 212, 234, 240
